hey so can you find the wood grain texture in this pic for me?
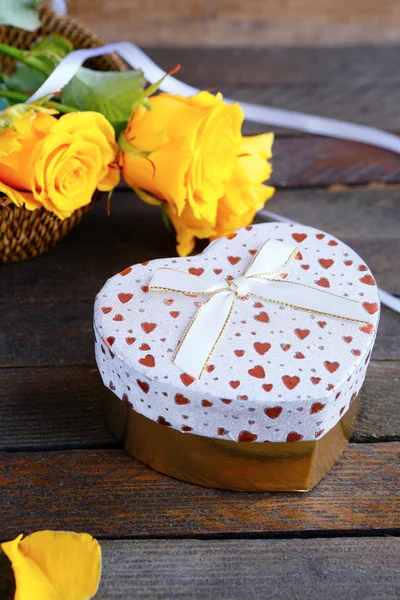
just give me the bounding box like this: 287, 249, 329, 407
0, 361, 398, 450
145, 46, 400, 85
148, 47, 400, 131
0, 189, 398, 368
0, 444, 398, 539
62, 1, 400, 47
1, 188, 399, 295
0, 367, 115, 450
1, 537, 399, 600
96, 538, 400, 600
356, 361, 400, 442
142, 47, 400, 130
271, 137, 400, 188
219, 82, 400, 131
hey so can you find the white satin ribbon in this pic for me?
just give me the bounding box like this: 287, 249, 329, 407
51, 0, 68, 15
149, 239, 368, 378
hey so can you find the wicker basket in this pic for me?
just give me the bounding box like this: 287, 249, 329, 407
0, 7, 125, 263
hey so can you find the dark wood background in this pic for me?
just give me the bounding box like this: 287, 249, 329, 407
0, 44, 400, 598
61, 0, 400, 47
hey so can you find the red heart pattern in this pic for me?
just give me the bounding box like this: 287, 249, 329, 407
180, 373, 195, 387
295, 328, 310, 340
315, 277, 330, 288
175, 393, 190, 405
262, 383, 273, 393
292, 233, 307, 243
238, 430, 258, 442
139, 354, 155, 368
118, 292, 133, 304
95, 222, 379, 444
254, 311, 269, 323
254, 342, 271, 355
248, 365, 265, 379
360, 275, 375, 286
188, 267, 204, 276
282, 375, 300, 390
141, 322, 157, 334
318, 258, 334, 269
264, 406, 282, 419
363, 302, 379, 315
324, 361, 340, 374
137, 379, 150, 394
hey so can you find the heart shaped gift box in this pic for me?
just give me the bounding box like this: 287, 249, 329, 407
94, 222, 380, 491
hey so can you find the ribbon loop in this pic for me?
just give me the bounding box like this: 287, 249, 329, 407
148, 239, 369, 379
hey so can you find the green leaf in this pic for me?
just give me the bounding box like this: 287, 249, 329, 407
62, 67, 146, 136
130, 64, 181, 114
4, 35, 73, 95
4, 63, 46, 95
30, 35, 73, 61
0, 0, 41, 31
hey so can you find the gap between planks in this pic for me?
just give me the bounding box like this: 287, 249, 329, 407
0, 444, 398, 539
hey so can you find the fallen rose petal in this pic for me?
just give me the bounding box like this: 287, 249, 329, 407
1, 530, 101, 600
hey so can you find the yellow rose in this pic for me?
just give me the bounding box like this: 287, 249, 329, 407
121, 92, 274, 256
121, 91, 243, 225
0, 105, 119, 219
168, 134, 274, 256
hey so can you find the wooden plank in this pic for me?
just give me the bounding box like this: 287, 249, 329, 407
271, 137, 400, 188
0, 444, 398, 539
0, 361, 398, 450
0, 367, 115, 450
1, 536, 399, 600
0, 189, 398, 367
144, 47, 400, 131
146, 48, 400, 131
356, 361, 400, 442
146, 46, 400, 85
1, 188, 399, 300
96, 538, 400, 600
217, 82, 400, 131
64, 1, 400, 47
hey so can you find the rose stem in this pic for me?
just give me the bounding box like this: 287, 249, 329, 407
0, 42, 51, 75
0, 88, 76, 113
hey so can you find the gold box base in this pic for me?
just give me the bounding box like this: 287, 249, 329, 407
104, 390, 358, 492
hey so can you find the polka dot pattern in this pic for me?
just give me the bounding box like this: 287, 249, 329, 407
94, 222, 380, 443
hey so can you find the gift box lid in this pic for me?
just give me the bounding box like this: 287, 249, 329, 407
94, 222, 380, 443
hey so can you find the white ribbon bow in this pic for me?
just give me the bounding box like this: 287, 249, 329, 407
149, 239, 368, 379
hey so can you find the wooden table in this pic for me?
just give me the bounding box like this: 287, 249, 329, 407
0, 47, 399, 598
